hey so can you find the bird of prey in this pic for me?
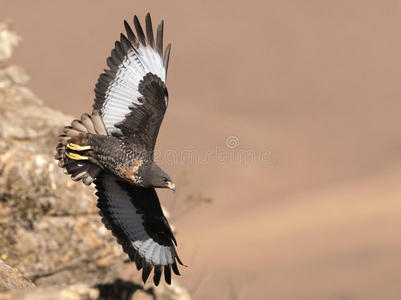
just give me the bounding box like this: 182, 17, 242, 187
55, 13, 184, 286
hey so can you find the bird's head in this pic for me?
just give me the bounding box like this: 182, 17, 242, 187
145, 163, 176, 191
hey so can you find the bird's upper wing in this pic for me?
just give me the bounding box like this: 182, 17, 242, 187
93, 13, 171, 152
94, 172, 183, 285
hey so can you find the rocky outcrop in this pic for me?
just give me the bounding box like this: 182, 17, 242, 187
0, 283, 99, 300
0, 260, 34, 291
0, 22, 189, 300
0, 52, 125, 287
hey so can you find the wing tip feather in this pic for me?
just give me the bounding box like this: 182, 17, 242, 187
134, 15, 146, 45
145, 12, 155, 48
153, 265, 162, 286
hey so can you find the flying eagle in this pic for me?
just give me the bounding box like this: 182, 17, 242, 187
55, 13, 184, 286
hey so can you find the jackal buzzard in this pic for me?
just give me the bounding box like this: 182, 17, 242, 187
55, 13, 184, 285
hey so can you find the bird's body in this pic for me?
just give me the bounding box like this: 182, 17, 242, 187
67, 133, 147, 184
55, 13, 183, 285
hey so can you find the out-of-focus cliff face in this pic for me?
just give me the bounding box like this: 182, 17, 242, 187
0, 22, 125, 287
0, 22, 189, 300
0, 22, 20, 62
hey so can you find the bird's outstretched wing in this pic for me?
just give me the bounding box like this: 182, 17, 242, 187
93, 13, 171, 152
94, 172, 183, 285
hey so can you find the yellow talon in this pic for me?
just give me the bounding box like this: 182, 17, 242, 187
65, 151, 89, 160
67, 143, 91, 151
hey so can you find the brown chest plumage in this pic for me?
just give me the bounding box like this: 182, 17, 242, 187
119, 159, 144, 185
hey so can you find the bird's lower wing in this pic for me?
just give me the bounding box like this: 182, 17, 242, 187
94, 173, 183, 285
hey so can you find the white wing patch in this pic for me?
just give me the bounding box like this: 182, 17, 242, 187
101, 45, 166, 134
93, 14, 171, 141
102, 173, 175, 266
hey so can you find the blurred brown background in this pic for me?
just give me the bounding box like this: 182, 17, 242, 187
3, 1, 401, 299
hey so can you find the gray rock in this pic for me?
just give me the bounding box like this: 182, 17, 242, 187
0, 260, 34, 291
0, 21, 126, 287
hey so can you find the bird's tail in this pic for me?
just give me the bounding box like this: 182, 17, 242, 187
55, 110, 107, 185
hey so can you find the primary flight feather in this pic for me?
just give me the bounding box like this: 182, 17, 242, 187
55, 13, 183, 286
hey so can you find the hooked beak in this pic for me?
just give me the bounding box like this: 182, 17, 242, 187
166, 181, 176, 192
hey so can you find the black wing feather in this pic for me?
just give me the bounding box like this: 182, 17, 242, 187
164, 265, 171, 284
120, 33, 131, 53
164, 43, 171, 77
94, 173, 183, 285
134, 15, 146, 45
156, 21, 164, 56
135, 253, 143, 270
142, 261, 152, 283
124, 20, 137, 45
145, 13, 155, 48
114, 41, 124, 60
153, 265, 162, 286
116, 73, 168, 152
106, 57, 116, 70
172, 262, 180, 276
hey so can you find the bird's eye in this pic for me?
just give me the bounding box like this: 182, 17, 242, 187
163, 177, 169, 182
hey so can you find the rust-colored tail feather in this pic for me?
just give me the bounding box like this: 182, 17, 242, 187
55, 110, 106, 185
